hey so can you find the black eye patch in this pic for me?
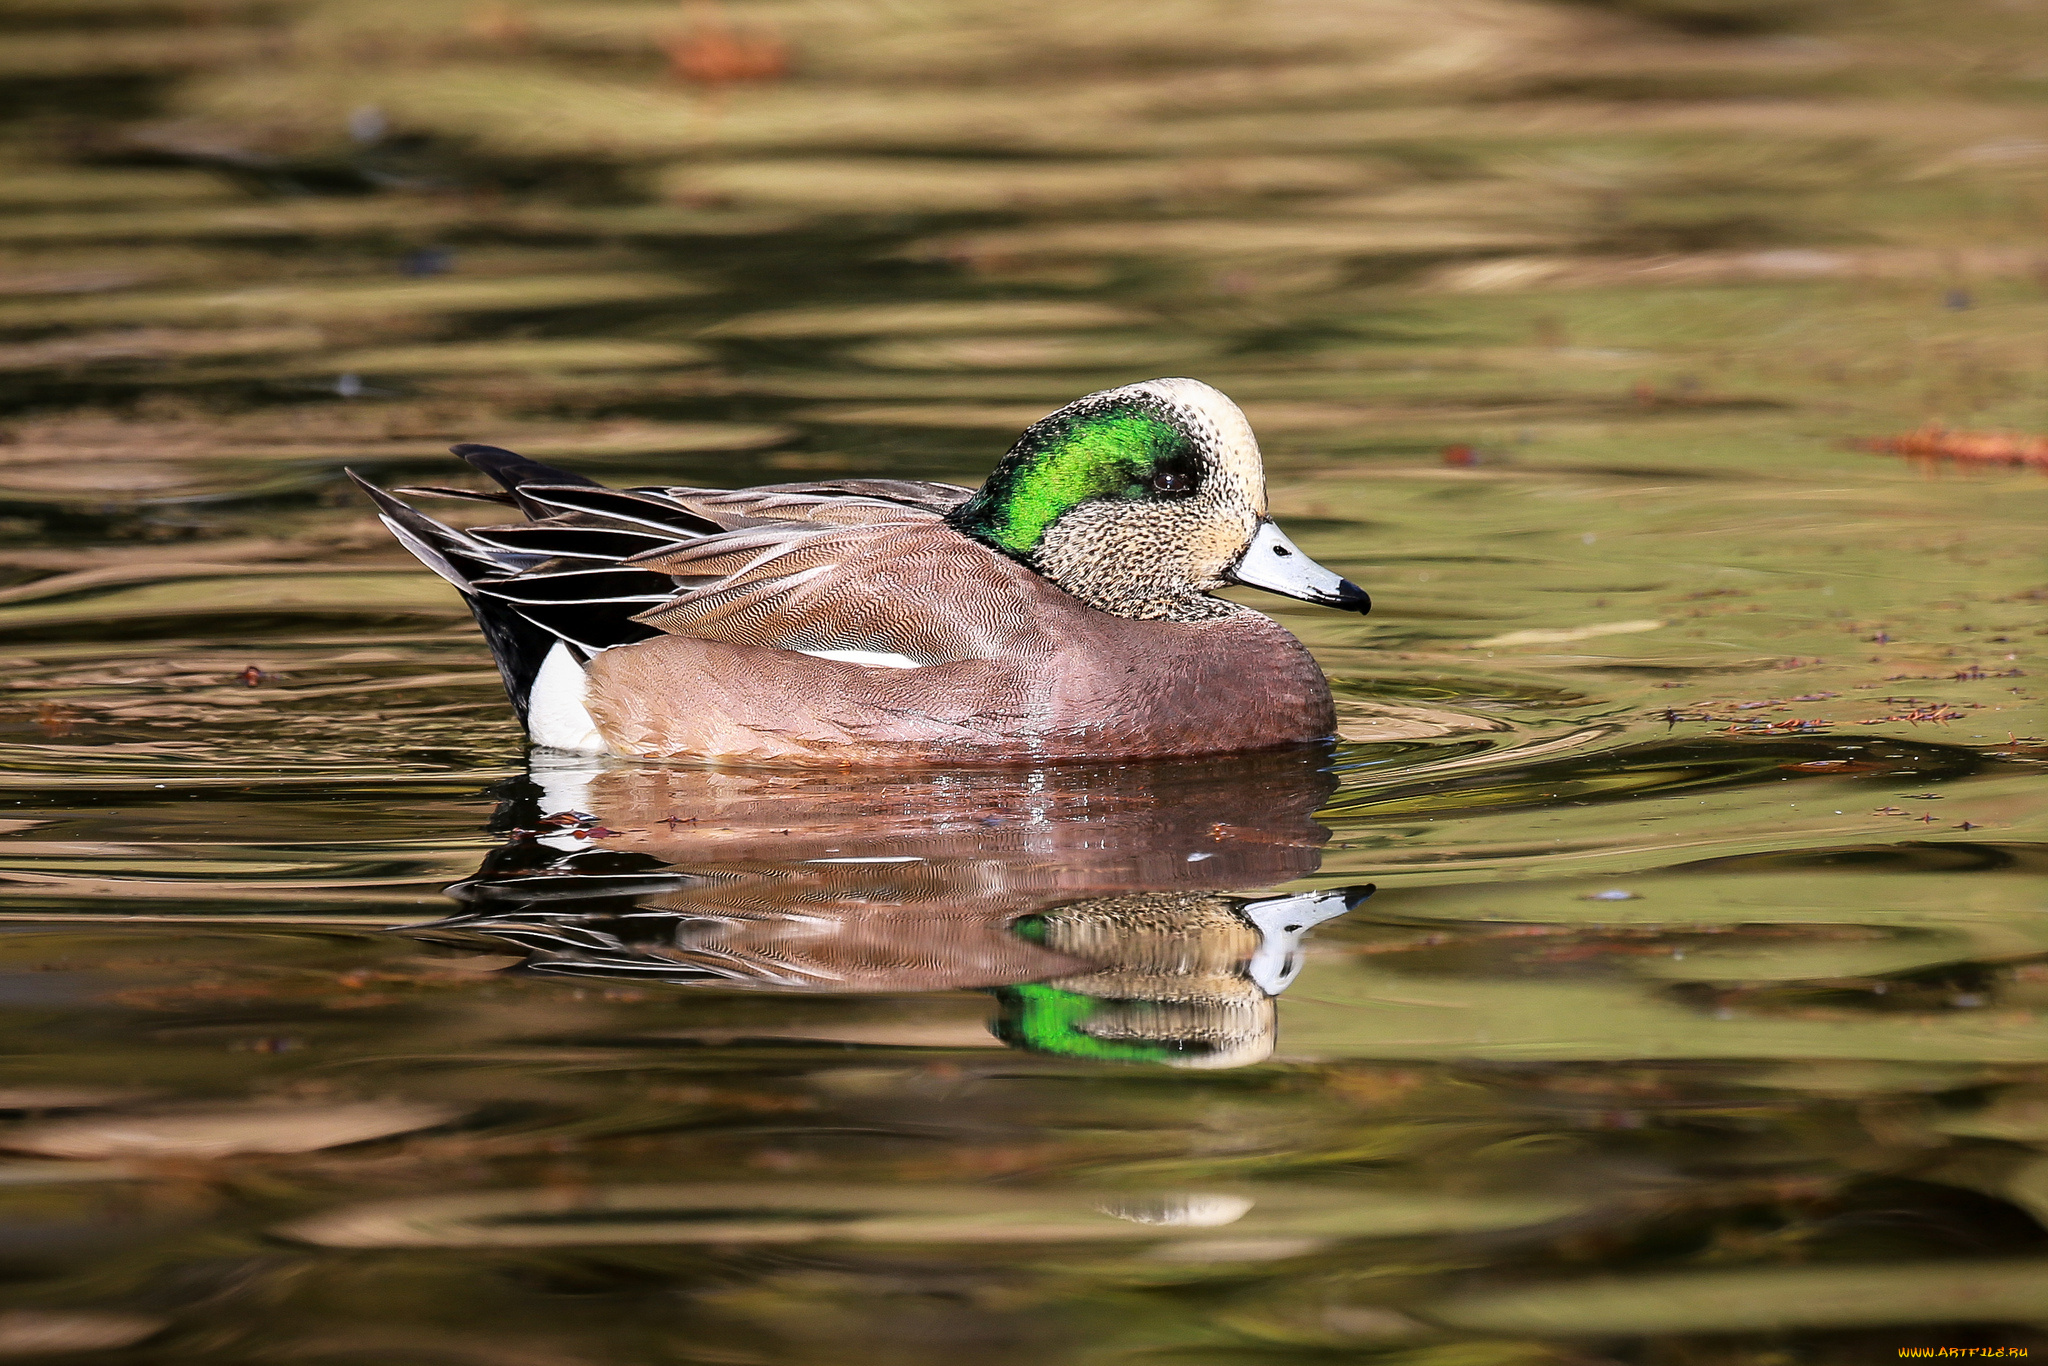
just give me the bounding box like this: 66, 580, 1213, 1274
1146, 450, 1200, 498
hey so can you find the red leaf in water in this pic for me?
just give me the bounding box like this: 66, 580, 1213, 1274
1856, 424, 2048, 468
662, 10, 789, 86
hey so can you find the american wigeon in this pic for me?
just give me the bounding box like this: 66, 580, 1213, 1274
354, 377, 1369, 765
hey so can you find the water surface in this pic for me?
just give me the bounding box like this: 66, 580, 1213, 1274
2, 1, 2047, 1360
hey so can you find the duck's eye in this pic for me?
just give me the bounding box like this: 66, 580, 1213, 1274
1151, 468, 1194, 493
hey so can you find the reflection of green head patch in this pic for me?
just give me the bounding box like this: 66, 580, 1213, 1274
992, 983, 1176, 1063
950, 406, 1197, 556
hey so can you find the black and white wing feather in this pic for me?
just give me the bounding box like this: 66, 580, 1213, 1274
354, 444, 974, 729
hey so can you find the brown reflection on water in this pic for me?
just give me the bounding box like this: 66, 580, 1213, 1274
415, 752, 1370, 1067
0, 751, 2043, 1364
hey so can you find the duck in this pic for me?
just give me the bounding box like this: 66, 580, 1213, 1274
353, 377, 1369, 765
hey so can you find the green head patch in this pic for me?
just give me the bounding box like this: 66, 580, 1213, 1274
949, 404, 1201, 557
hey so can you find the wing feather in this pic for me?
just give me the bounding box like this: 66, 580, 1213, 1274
630, 519, 1049, 665
514, 485, 722, 536
660, 479, 973, 531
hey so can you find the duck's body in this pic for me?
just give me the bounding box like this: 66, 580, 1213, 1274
356, 378, 1368, 765
581, 505, 1336, 764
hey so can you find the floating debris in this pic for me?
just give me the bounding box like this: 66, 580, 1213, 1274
32, 702, 79, 737
1857, 425, 2048, 469
535, 810, 597, 829
662, 14, 790, 87
1719, 716, 1834, 733
1859, 705, 1963, 725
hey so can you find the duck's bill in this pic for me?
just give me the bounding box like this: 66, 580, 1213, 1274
1225, 520, 1371, 613
1242, 884, 1375, 996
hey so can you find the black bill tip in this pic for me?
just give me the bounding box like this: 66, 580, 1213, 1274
1330, 579, 1371, 614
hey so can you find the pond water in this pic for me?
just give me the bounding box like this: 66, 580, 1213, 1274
3, 1, 2048, 1361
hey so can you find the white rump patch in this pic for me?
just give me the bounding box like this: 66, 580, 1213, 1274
794, 648, 922, 669
526, 641, 610, 754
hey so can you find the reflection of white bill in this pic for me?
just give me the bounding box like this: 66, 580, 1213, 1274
1094, 1193, 1254, 1228
1243, 888, 1371, 996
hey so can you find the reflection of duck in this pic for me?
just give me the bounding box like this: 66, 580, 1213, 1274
411, 752, 1371, 1067
352, 377, 1369, 764
997, 887, 1366, 1068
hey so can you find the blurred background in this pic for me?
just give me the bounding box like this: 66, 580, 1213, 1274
0, 2, 2047, 1364
3, 0, 2048, 495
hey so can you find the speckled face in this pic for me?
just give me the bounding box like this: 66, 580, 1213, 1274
948, 378, 1269, 621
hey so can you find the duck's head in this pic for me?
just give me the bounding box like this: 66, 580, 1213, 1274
948, 377, 1370, 622
991, 885, 1371, 1069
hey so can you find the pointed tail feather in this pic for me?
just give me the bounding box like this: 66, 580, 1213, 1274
354, 451, 705, 740
347, 469, 563, 727
346, 469, 533, 589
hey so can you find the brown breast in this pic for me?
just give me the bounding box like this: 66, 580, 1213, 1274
584, 607, 1332, 765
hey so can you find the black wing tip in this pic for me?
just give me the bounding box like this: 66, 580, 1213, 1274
451, 442, 604, 491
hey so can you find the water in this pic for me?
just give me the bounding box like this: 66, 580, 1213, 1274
2, 1, 2048, 1359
